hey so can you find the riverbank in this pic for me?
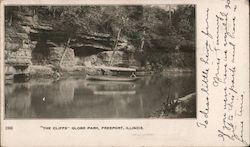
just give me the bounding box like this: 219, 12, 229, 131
10, 65, 195, 80
28, 65, 87, 79
162, 67, 194, 73
150, 93, 196, 118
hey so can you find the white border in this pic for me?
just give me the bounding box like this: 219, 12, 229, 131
1, 0, 249, 146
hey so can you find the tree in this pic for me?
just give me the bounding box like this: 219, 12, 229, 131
172, 5, 195, 52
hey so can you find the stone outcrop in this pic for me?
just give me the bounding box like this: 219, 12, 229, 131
5, 14, 52, 67
82, 51, 140, 68
49, 47, 75, 68
5, 12, 139, 74
71, 33, 113, 51
5, 26, 35, 66
71, 33, 135, 52
97, 51, 128, 66
29, 65, 54, 77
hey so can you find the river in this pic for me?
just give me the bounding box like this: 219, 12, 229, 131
5, 73, 196, 119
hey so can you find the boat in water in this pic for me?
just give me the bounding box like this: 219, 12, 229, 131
91, 65, 136, 72
85, 31, 139, 82
85, 65, 139, 82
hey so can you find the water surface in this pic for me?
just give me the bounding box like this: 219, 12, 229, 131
5, 74, 196, 119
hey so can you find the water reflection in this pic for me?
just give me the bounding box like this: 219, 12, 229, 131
85, 81, 136, 95
5, 74, 196, 118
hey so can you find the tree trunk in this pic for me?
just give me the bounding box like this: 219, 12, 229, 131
169, 5, 172, 25
66, 37, 71, 48
109, 28, 122, 66
140, 29, 146, 52
8, 15, 12, 26
53, 9, 55, 18
59, 37, 71, 67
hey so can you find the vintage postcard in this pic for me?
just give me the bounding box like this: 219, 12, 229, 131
0, 0, 249, 146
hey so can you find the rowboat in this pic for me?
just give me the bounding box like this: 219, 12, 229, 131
91, 65, 136, 72
86, 75, 139, 82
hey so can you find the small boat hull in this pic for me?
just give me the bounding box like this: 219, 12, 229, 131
86, 75, 139, 82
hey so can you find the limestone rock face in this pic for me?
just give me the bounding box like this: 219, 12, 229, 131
49, 47, 65, 66
97, 51, 127, 66
71, 33, 113, 51
82, 51, 125, 67
4, 14, 48, 67
82, 51, 140, 68
71, 33, 135, 52
60, 48, 75, 69
80, 55, 100, 67
29, 65, 54, 76
5, 42, 21, 51
6, 49, 32, 65
49, 47, 75, 68
5, 13, 53, 68
5, 13, 138, 72
5, 27, 35, 66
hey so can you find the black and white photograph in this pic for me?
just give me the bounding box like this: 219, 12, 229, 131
1, 0, 250, 147
4, 5, 196, 119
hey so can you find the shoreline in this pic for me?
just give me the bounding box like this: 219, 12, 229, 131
5, 65, 195, 81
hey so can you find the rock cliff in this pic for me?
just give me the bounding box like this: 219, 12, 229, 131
5, 13, 138, 73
